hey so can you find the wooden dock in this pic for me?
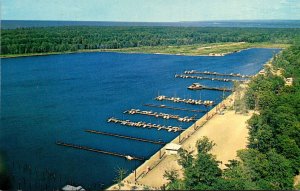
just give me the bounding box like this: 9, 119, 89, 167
124, 108, 196, 122
85, 129, 166, 145
143, 103, 207, 113
155, 95, 214, 106
175, 74, 248, 82
184, 70, 252, 78
107, 117, 184, 132
188, 83, 232, 92
56, 141, 144, 161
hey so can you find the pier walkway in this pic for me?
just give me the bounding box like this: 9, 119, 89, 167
175, 74, 248, 82
124, 109, 196, 122
184, 70, 252, 78
107, 117, 184, 132
155, 95, 214, 106
85, 129, 166, 145
56, 141, 144, 161
143, 103, 207, 113
188, 83, 232, 92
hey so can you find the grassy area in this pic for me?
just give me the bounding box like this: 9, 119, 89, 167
0, 42, 290, 58
111, 42, 290, 56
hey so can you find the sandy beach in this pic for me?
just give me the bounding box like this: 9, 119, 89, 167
136, 110, 252, 188
107, 91, 253, 190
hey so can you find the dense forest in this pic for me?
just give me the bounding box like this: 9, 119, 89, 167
164, 42, 300, 190
1, 26, 300, 55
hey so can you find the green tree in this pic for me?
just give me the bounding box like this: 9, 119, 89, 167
113, 167, 127, 190
196, 136, 216, 154
184, 152, 222, 189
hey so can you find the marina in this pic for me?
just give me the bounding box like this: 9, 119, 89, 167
56, 141, 144, 161
124, 108, 196, 122
85, 129, 167, 145
143, 103, 208, 113
188, 83, 233, 92
175, 74, 248, 82
1, 48, 279, 190
155, 95, 214, 106
107, 117, 184, 132
184, 70, 252, 78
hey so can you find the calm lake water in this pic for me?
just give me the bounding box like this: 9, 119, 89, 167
0, 48, 280, 190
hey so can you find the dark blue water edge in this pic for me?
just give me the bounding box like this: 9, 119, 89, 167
0, 48, 280, 190
2, 20, 300, 29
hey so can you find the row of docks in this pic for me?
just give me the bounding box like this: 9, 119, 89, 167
188, 83, 232, 92
107, 117, 184, 132
155, 95, 214, 106
175, 74, 248, 83
56, 141, 144, 161
144, 103, 207, 113
124, 109, 196, 122
184, 70, 252, 78
85, 129, 167, 145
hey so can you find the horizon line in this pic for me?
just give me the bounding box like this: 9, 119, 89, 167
2, 19, 300, 23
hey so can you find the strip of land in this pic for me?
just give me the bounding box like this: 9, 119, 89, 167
109, 42, 288, 56
0, 42, 289, 58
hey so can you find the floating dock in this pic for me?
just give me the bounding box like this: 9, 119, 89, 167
85, 129, 166, 145
175, 74, 248, 82
188, 83, 232, 92
107, 117, 184, 132
124, 108, 196, 122
143, 103, 207, 113
184, 70, 252, 78
56, 141, 144, 161
155, 95, 214, 106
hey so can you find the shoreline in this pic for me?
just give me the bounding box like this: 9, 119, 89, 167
0, 42, 288, 59
106, 61, 275, 190
107, 93, 236, 190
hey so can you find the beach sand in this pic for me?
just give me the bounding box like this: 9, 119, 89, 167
108, 94, 253, 190
136, 110, 252, 188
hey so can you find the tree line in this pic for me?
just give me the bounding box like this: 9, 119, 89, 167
163, 42, 300, 190
1, 26, 300, 55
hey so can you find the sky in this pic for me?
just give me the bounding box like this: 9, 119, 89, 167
1, 0, 300, 22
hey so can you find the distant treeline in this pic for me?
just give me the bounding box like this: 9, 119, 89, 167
1, 26, 300, 55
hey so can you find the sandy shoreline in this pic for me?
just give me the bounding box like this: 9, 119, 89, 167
0, 50, 228, 59
107, 90, 253, 190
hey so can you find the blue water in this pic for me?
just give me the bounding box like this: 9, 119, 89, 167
0, 48, 280, 190
2, 20, 300, 29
